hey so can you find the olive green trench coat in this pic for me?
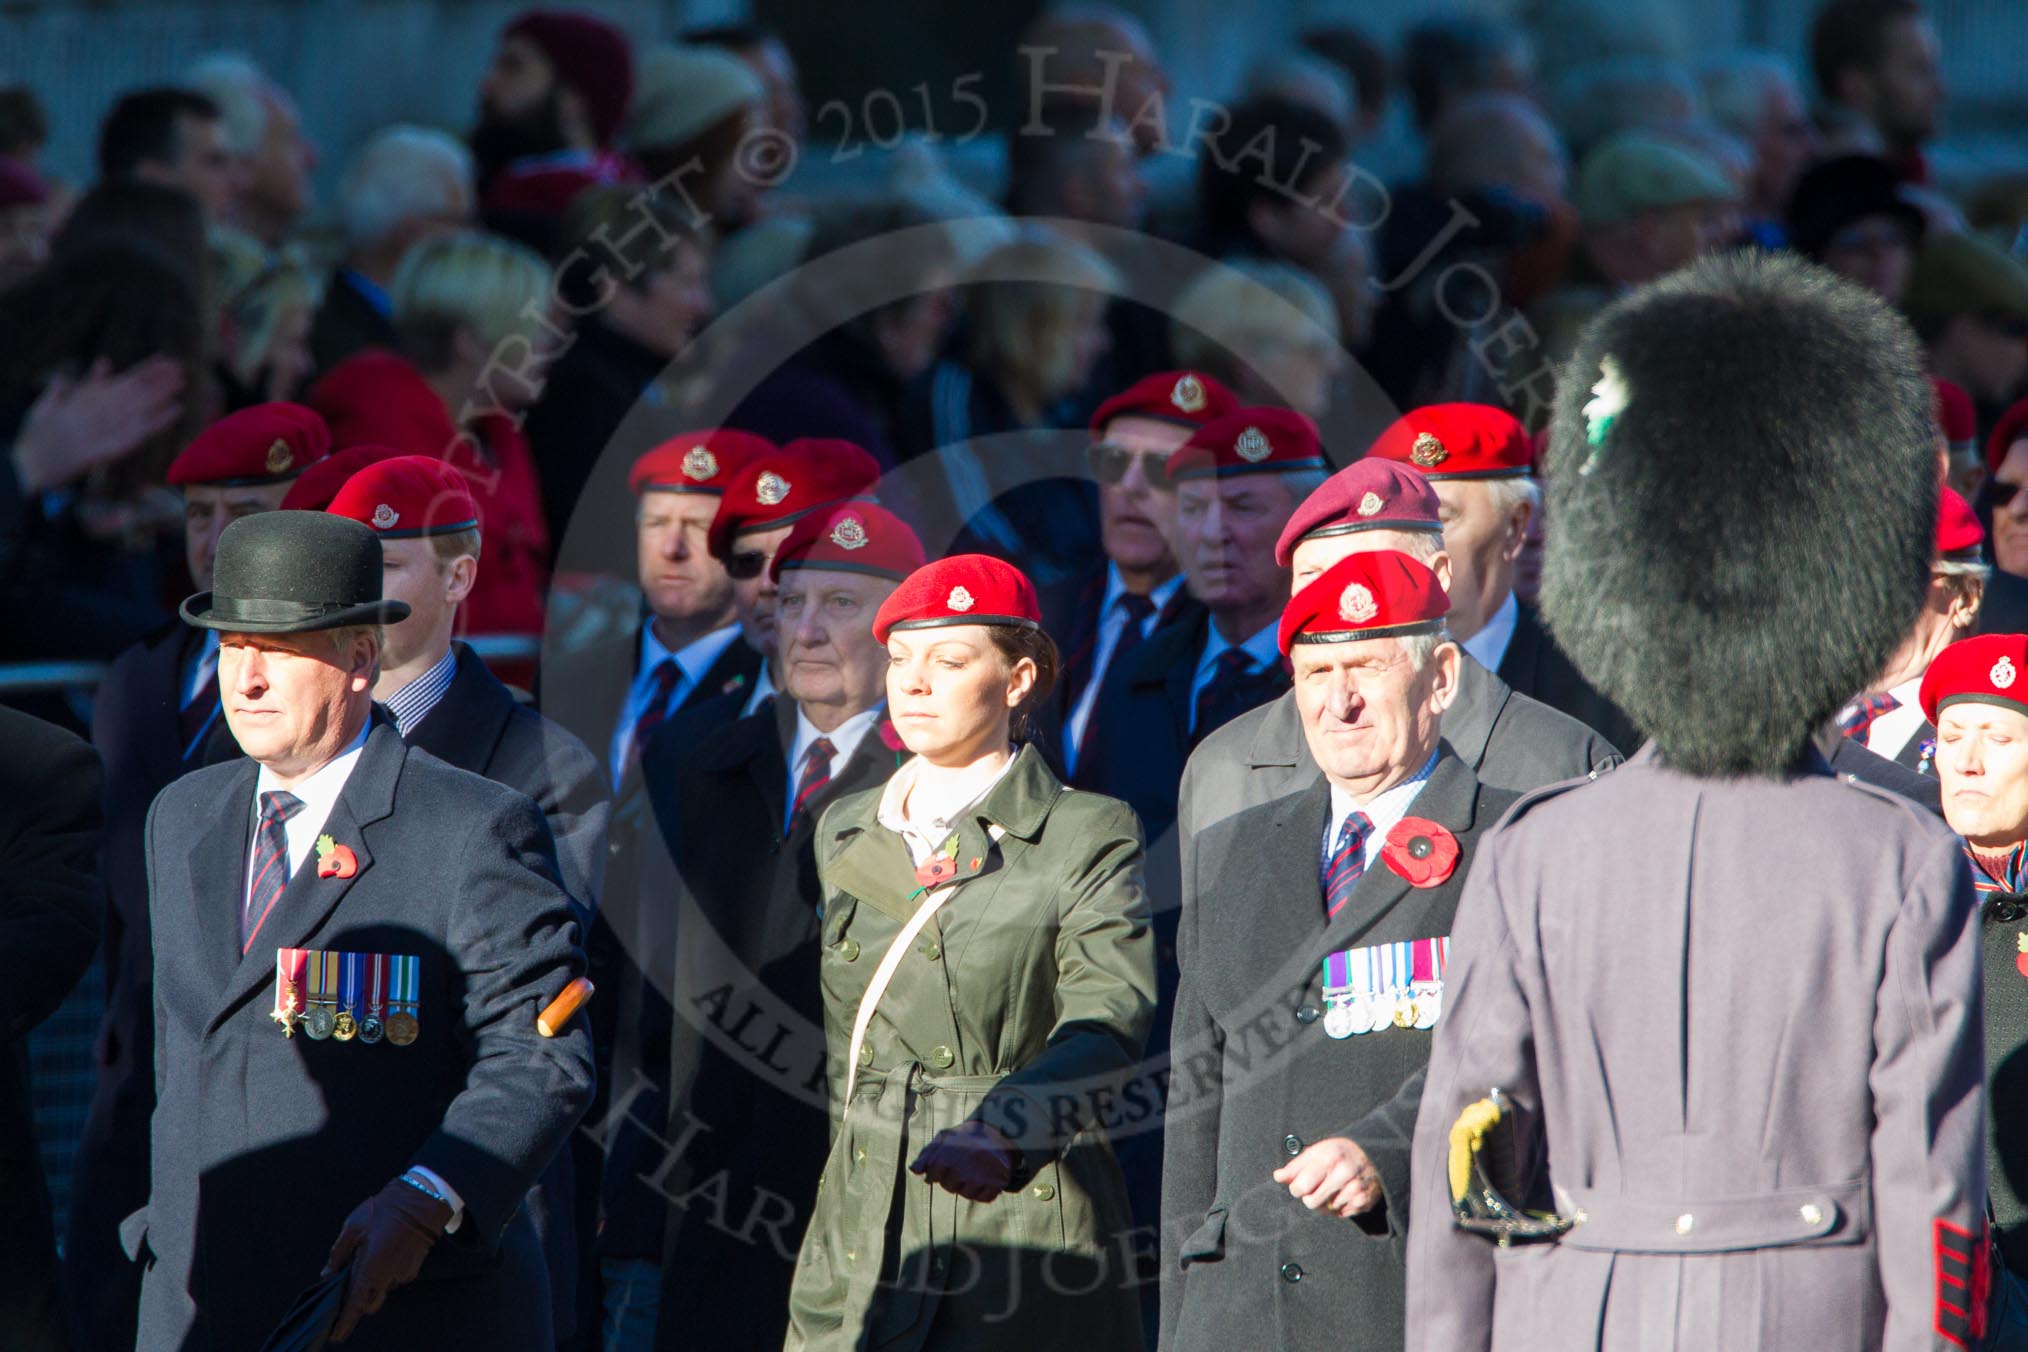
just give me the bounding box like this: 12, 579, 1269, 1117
785, 745, 1156, 1351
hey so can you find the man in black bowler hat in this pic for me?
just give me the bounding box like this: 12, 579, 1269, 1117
132, 511, 594, 1351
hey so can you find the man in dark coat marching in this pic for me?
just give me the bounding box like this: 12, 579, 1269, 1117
132, 511, 593, 1351
1162, 548, 1517, 1352
1408, 252, 1986, 1351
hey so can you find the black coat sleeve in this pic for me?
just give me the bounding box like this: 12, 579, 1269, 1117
0, 709, 103, 1037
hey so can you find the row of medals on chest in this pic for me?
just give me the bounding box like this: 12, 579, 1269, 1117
274, 952, 419, 1045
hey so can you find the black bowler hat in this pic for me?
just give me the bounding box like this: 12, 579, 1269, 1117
180, 512, 412, 634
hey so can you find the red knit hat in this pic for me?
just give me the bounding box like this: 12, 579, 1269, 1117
1090, 370, 1240, 433
771, 503, 925, 583
1166, 407, 1328, 483
280, 445, 403, 512
707, 439, 881, 559
872, 555, 1043, 644
503, 9, 636, 146
1937, 487, 1984, 563
1278, 549, 1450, 656
629, 429, 774, 496
1273, 459, 1443, 568
1930, 375, 1976, 458
327, 454, 481, 539
1366, 402, 1532, 481
1989, 396, 2028, 477
168, 403, 331, 487
1920, 633, 2028, 725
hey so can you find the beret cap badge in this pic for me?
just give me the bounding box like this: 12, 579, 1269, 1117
682, 446, 719, 480
371, 503, 399, 530
1994, 656, 2018, 690
947, 585, 976, 612
1409, 432, 1448, 468
266, 439, 294, 475
1235, 426, 1272, 462
1340, 583, 1378, 624
1171, 374, 1206, 414
829, 516, 869, 550
755, 471, 791, 506
1357, 491, 1384, 517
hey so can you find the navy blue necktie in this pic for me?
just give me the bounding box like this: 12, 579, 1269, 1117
244, 790, 304, 950
1322, 812, 1373, 919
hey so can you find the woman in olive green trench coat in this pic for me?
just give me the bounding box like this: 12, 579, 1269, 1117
786, 556, 1156, 1351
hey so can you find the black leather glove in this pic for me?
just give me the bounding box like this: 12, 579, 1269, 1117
321, 1175, 453, 1342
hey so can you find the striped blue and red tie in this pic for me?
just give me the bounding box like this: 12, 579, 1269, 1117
1322, 811, 1373, 919
243, 790, 303, 951
1836, 691, 1901, 747
788, 737, 836, 836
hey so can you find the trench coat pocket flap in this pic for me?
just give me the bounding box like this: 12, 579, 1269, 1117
119, 1206, 150, 1262
1559, 1178, 1868, 1255
1179, 1207, 1229, 1266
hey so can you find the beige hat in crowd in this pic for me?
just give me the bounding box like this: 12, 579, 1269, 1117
622, 44, 767, 151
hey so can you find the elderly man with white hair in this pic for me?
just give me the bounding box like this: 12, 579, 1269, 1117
1695, 51, 1819, 244
309, 126, 476, 375
185, 52, 317, 249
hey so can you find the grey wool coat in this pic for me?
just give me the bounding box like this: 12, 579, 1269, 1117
1407, 746, 1988, 1352
1161, 750, 1516, 1352
786, 744, 1155, 1352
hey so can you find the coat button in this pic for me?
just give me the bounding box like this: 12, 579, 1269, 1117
1408, 836, 1433, 859
1283, 1133, 1303, 1157
1674, 1213, 1695, 1236
838, 938, 860, 961
1280, 1262, 1303, 1283
1294, 1004, 1320, 1024
858, 1043, 873, 1066
1799, 1203, 1823, 1226
922, 940, 942, 960
929, 1045, 955, 1069
1032, 1183, 1055, 1201
854, 1146, 867, 1165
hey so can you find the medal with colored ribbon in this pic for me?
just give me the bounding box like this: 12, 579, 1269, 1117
1321, 936, 1450, 1038
385, 954, 419, 1046
333, 951, 361, 1041
360, 953, 387, 1043
1322, 946, 1376, 1039
1409, 937, 1448, 1030
273, 947, 308, 1037
304, 950, 338, 1040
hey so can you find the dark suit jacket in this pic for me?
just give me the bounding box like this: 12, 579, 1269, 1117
1, 709, 101, 1352
1161, 753, 1517, 1352
1034, 573, 1203, 780
1822, 727, 1943, 814
133, 719, 593, 1352
1495, 601, 1642, 753
67, 622, 238, 1352
307, 268, 397, 378
1977, 567, 2028, 637
644, 700, 904, 1352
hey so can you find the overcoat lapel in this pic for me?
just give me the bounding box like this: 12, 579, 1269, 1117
210, 722, 405, 1031
1218, 777, 1338, 1003
1313, 753, 1480, 962
187, 759, 260, 998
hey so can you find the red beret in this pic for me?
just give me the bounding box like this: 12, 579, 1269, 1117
1166, 407, 1328, 483
279, 445, 402, 512
1920, 634, 2028, 725
1938, 487, 1984, 563
707, 439, 881, 559
1090, 370, 1240, 433
168, 403, 331, 487
629, 429, 774, 496
1273, 459, 1443, 568
1278, 549, 1450, 656
872, 554, 1043, 645
1366, 402, 1532, 481
1930, 375, 1976, 453
504, 9, 635, 146
1989, 396, 2028, 477
327, 454, 481, 539
771, 503, 925, 584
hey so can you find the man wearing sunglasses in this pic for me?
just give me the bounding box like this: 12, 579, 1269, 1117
1053, 370, 1238, 779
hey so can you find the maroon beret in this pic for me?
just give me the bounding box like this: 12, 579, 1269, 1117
771, 502, 925, 583
629, 428, 774, 496
1279, 550, 1450, 656
504, 9, 636, 146
168, 403, 331, 487
1166, 407, 1328, 483
1274, 459, 1443, 568
1090, 370, 1240, 433
326, 454, 481, 539
707, 439, 881, 559
279, 445, 403, 512
872, 554, 1042, 645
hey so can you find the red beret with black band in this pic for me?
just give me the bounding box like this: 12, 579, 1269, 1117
771, 503, 926, 583
1089, 369, 1240, 433
1274, 459, 1444, 568
1278, 550, 1450, 656
1365, 402, 1532, 481
628, 428, 774, 496
1920, 633, 2028, 725
872, 554, 1043, 645
707, 439, 881, 560
1937, 487, 1984, 564
326, 454, 482, 539
168, 403, 332, 487
1166, 407, 1329, 483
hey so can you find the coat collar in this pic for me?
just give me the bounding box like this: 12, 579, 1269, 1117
208, 715, 407, 1032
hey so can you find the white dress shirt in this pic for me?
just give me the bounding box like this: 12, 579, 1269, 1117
1064, 566, 1186, 773
1863, 676, 1928, 760
786, 705, 880, 833
875, 752, 1019, 867
610, 622, 742, 785
1187, 617, 1283, 733
1461, 591, 1520, 675
1324, 750, 1440, 875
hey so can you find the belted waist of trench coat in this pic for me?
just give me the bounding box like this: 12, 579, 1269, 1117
1556, 1177, 1870, 1254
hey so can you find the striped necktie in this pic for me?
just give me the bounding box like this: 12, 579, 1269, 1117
789, 737, 836, 835
1321, 811, 1373, 920
1836, 691, 1901, 747
244, 790, 304, 951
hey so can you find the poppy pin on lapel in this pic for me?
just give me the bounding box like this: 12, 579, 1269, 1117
2016, 931, 2028, 979
1380, 818, 1458, 888
314, 833, 357, 879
